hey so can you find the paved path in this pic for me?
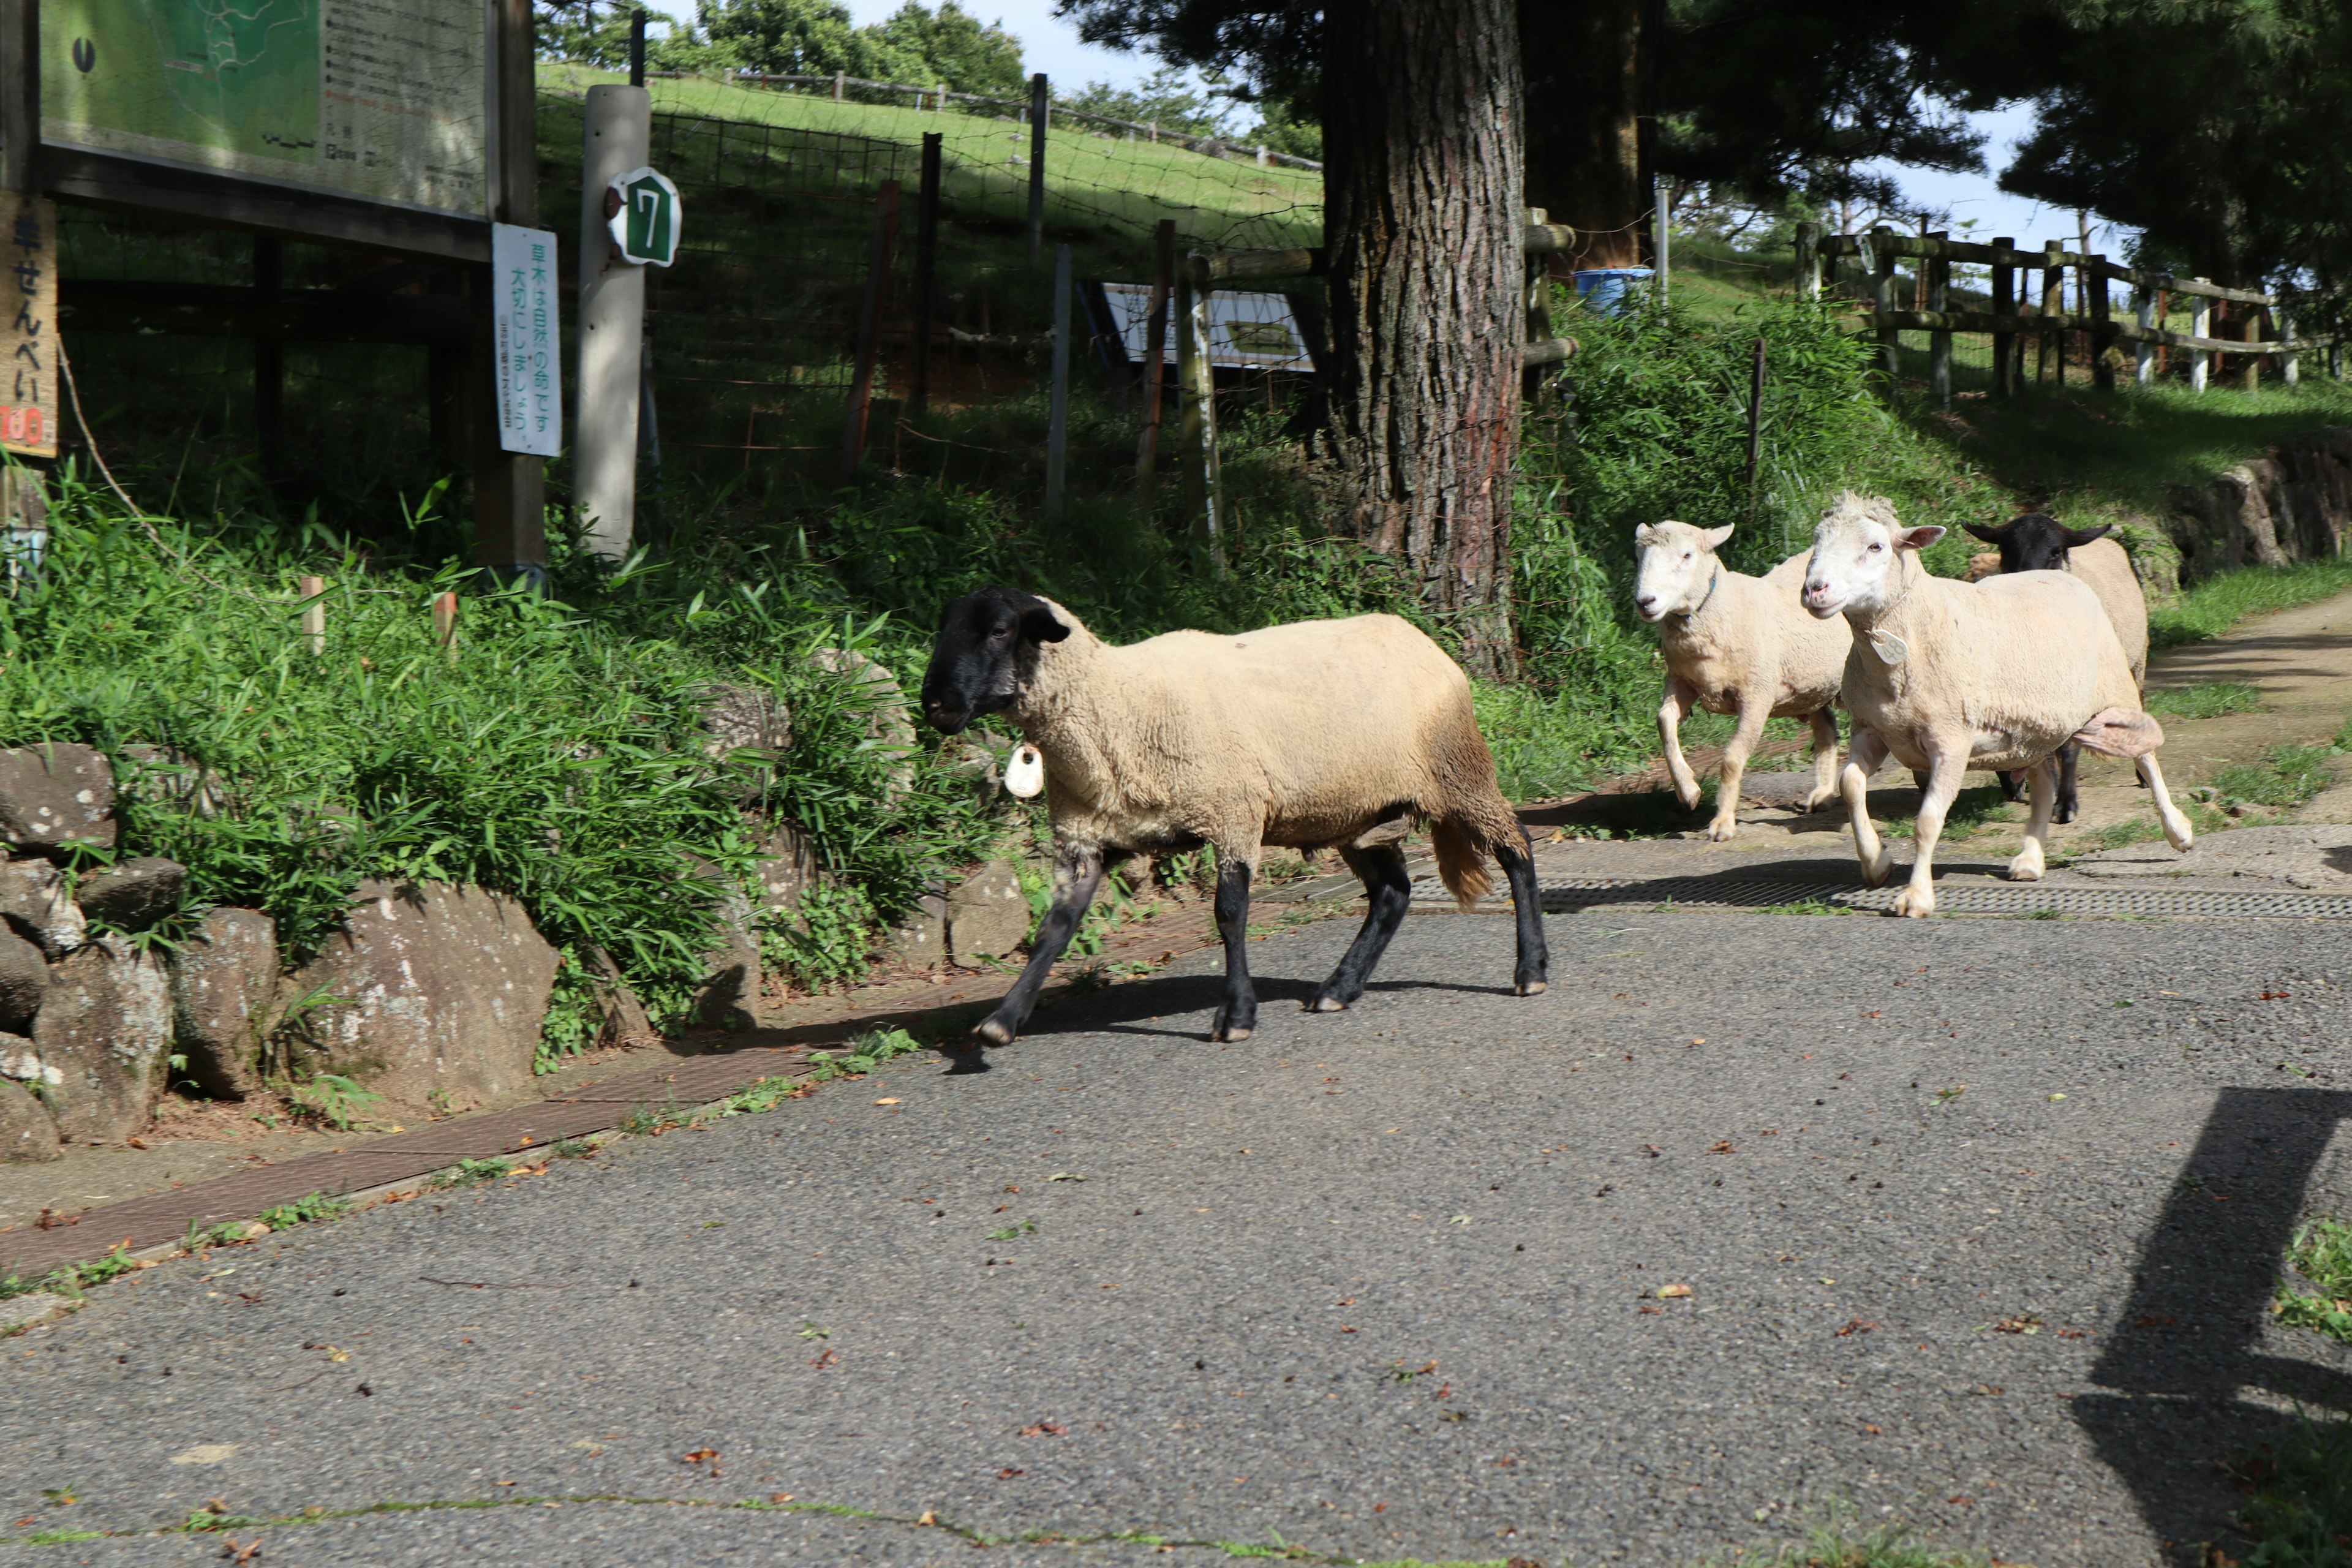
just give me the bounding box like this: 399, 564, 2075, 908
5, 900, 2350, 1568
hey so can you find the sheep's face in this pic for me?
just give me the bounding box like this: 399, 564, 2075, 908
1632, 521, 1735, 622
921, 585, 1070, 734
1802, 492, 1942, 619
1963, 513, 2111, 575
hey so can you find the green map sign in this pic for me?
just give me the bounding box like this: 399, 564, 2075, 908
41, 1, 491, 216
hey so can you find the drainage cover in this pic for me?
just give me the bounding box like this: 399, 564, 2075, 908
1408, 876, 2352, 921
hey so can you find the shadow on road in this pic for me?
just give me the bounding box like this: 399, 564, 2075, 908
2075, 1086, 2352, 1562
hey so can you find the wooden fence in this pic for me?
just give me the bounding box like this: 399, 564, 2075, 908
1795, 221, 2336, 400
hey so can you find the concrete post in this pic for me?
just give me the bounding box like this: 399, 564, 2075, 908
575, 84, 650, 559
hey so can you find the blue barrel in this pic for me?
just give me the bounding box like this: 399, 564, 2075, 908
1572, 268, 1657, 318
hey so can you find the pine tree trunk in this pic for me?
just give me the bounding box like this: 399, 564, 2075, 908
1324, 0, 1526, 680
1523, 0, 1650, 271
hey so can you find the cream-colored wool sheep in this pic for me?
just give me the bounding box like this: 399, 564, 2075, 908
918, 586, 1548, 1048
1634, 521, 1852, 840
1800, 492, 2192, 918
2065, 538, 2149, 685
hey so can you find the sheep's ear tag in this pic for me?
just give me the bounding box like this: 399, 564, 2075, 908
1005, 744, 1046, 798
1866, 628, 1908, 665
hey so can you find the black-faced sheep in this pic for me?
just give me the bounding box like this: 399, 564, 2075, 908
1801, 493, 2191, 918
1964, 513, 2150, 823
918, 587, 1548, 1047
1634, 521, 1851, 839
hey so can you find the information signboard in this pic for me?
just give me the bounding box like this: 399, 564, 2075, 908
40, 0, 491, 216
0, 192, 58, 458
491, 222, 561, 457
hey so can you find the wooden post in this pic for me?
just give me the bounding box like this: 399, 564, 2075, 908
2089, 256, 2114, 391
1027, 74, 1049, 268
1743, 336, 1766, 489
840, 180, 900, 479
254, 238, 284, 478
2133, 286, 2154, 386
2283, 311, 2299, 386
2190, 283, 2211, 394
1925, 232, 1951, 405
2041, 242, 2064, 385
1652, 174, 1670, 307
2155, 288, 2171, 377
298, 575, 325, 655
0, 0, 33, 198
575, 80, 651, 559
1135, 219, 1174, 489
1869, 227, 1898, 386
1175, 261, 1224, 575
908, 132, 942, 417
1793, 222, 1820, 301
1522, 206, 1555, 406
2242, 306, 2261, 393
432, 591, 459, 662
475, 0, 548, 588
1990, 236, 2016, 398
1045, 243, 1071, 521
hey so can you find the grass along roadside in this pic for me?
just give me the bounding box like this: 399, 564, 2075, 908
2150, 559, 2352, 651
2221, 1218, 2352, 1568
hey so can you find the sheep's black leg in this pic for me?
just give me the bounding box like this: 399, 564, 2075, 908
1308, 844, 1412, 1012
1496, 831, 1551, 997
2053, 741, 2082, 823
1999, 768, 2028, 804
1210, 858, 1257, 1042
972, 844, 1103, 1049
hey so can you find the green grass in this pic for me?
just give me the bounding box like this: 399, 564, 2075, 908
2150, 559, 2352, 649
2145, 682, 2266, 719
1698, 1520, 2005, 1567
2276, 1217, 2352, 1343
2229, 1415, 2352, 1568
1758, 898, 1855, 916
2214, 742, 2343, 809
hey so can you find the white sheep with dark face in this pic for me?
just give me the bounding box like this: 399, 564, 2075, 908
1800, 492, 2192, 918
1633, 520, 1852, 840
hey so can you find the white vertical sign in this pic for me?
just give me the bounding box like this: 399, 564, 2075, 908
492, 223, 562, 457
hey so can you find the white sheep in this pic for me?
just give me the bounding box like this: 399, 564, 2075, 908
1800, 492, 2192, 918
1634, 521, 1852, 839
918, 587, 1548, 1048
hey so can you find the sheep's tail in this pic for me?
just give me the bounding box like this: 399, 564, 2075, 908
1430, 817, 1495, 912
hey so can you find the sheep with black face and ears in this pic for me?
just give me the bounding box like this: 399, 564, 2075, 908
1801, 492, 2193, 918
1964, 513, 2150, 824
919, 586, 1548, 1049
1634, 520, 1852, 839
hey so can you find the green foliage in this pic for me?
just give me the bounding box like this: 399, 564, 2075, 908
804, 1026, 925, 1084
761, 883, 878, 991
2228, 1413, 2352, 1568
2145, 682, 2264, 720
287, 1072, 384, 1133
2215, 743, 2340, 810
258, 1191, 352, 1232
2150, 559, 2352, 650
864, 2, 1027, 98
1063, 66, 1233, 137
2277, 1217, 2352, 1343
432, 1158, 515, 1191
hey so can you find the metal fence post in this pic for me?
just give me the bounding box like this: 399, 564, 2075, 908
1991, 237, 2016, 397
840, 180, 900, 479
1046, 243, 1071, 521
909, 132, 942, 417
1136, 219, 1175, 488
1027, 74, 1048, 266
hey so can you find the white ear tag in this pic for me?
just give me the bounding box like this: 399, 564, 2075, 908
1866, 628, 1909, 666
1004, 744, 1045, 798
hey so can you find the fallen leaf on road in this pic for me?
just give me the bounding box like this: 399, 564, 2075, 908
917, 1510, 938, 1525
1861, 1011, 1882, 1019
1019, 1421, 1068, 1437
2057, 1328, 2091, 1340
1654, 1284, 1692, 1299
1638, 1305, 1662, 1316
126, 1137, 150, 1150
1989, 1314, 2043, 1335
1047, 1172, 1085, 1182
682, 1450, 718, 1464
770, 1493, 794, 1504
1708, 1141, 1736, 1155
998, 1469, 1025, 1479
1863, 1424, 1882, 1435
1340, 1325, 1357, 1333
1836, 1319, 1877, 1337
875, 1098, 900, 1106
809, 1350, 838, 1369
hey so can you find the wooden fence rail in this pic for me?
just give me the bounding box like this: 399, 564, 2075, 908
1795, 221, 2333, 399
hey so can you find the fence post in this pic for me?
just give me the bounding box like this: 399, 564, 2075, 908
2089, 256, 2114, 391
2041, 242, 2064, 385
1027, 73, 1049, 267
2283, 311, 2299, 386
576, 82, 652, 560
298, 575, 325, 655
2133, 285, 2153, 386
1744, 336, 1766, 489
2191, 282, 2211, 394
1046, 244, 1071, 521
840, 179, 900, 479
1136, 219, 1175, 490
1793, 222, 1820, 301
832, 71, 844, 102
1652, 174, 1671, 307
2242, 306, 2261, 393
1990, 237, 2016, 398
1926, 232, 1951, 405
909, 132, 943, 417
433, 591, 459, 662
1869, 227, 1898, 387
1175, 258, 1225, 576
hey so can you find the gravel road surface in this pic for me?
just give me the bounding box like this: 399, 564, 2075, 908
4, 905, 2349, 1568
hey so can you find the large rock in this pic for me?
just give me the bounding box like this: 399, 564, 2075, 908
0, 1076, 58, 1163
0, 927, 44, 1035
813, 648, 919, 799
581, 946, 659, 1050
32, 934, 172, 1144
0, 743, 115, 854
698, 683, 791, 801
884, 887, 949, 970
169, 907, 277, 1100
293, 881, 557, 1112
2167, 426, 2352, 582
947, 860, 1032, 967
692, 886, 761, 1032
752, 823, 826, 913
115, 745, 229, 818
75, 857, 187, 933
0, 858, 86, 958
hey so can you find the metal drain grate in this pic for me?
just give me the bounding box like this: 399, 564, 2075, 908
1404, 876, 2352, 920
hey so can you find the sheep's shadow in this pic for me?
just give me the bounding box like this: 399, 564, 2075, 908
2073, 1085, 2352, 1564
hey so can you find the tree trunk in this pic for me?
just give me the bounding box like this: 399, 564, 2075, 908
1522, 0, 1649, 271
1324, 0, 1526, 680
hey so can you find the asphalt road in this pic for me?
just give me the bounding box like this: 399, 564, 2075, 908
5, 905, 2351, 1568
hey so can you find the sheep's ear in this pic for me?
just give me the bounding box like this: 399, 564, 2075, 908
1633, 522, 1659, 547
1963, 521, 2008, 543
1020, 605, 1071, 644
2060, 523, 2114, 548
1896, 526, 1946, 552
1702, 524, 1735, 551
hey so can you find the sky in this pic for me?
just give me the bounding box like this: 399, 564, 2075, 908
642, 2, 2116, 249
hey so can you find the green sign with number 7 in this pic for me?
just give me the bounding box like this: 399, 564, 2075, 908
605, 166, 683, 267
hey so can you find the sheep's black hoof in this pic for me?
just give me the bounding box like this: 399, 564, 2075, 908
973, 1014, 1015, 1047
1307, 995, 1348, 1013
1210, 1003, 1257, 1042
2053, 803, 2079, 825
1515, 978, 1547, 997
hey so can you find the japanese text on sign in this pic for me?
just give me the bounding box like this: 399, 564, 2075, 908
491, 224, 562, 458
1, 194, 61, 459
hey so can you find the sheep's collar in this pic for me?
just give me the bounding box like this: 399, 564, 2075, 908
1670, 564, 1724, 622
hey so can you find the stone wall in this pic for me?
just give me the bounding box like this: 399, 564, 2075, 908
2166, 426, 2352, 582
